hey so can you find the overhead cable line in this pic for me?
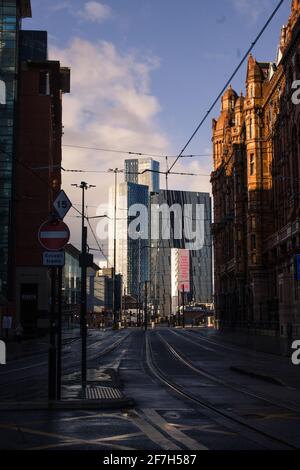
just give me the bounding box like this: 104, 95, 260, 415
62, 144, 211, 159
168, 0, 285, 174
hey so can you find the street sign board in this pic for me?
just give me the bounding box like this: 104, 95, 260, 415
38, 220, 70, 251
53, 190, 72, 219
2, 316, 12, 329
43, 251, 65, 267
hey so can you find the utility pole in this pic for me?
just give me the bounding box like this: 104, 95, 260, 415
182, 284, 185, 329
56, 266, 63, 400
48, 267, 57, 401
71, 181, 95, 390
108, 168, 123, 329
144, 281, 148, 331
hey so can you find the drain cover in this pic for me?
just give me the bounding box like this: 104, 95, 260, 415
85, 386, 123, 400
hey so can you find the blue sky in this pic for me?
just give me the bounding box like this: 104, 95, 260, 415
22, 0, 292, 251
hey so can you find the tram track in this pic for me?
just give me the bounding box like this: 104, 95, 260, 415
167, 329, 300, 412
145, 331, 299, 450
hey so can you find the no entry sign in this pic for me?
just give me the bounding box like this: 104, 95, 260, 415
38, 220, 70, 251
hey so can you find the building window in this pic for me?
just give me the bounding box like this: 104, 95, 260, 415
251, 216, 256, 230
251, 234, 256, 250
39, 71, 50, 95
250, 154, 255, 176
0, 80, 6, 105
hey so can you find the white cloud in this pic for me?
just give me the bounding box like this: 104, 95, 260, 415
50, 1, 111, 24
231, 0, 272, 24
79, 1, 112, 23
50, 38, 170, 252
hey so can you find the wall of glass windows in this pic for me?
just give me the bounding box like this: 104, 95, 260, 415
63, 251, 81, 307
0, 1, 19, 297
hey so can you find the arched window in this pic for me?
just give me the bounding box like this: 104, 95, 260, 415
0, 80, 6, 105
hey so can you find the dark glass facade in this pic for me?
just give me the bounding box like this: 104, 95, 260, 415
19, 30, 47, 62
0, 0, 20, 297
150, 190, 213, 317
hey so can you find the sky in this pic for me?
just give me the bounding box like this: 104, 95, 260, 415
22, 0, 292, 261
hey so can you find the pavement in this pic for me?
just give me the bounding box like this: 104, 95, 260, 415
192, 327, 293, 357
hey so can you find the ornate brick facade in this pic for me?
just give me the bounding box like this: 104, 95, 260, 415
212, 0, 300, 337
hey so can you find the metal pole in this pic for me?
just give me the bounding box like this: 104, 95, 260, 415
56, 266, 63, 400
144, 281, 148, 331
81, 183, 87, 390
48, 267, 57, 402
177, 289, 180, 327
182, 285, 185, 328
138, 236, 141, 326
113, 170, 117, 328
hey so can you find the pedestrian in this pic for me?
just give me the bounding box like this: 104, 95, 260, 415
15, 323, 23, 344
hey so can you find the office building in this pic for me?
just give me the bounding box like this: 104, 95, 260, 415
0, 0, 32, 304
0, 1, 70, 333
150, 189, 212, 318
109, 182, 149, 297
125, 158, 160, 193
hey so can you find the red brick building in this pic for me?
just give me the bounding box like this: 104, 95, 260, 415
212, 1, 300, 338
12, 33, 70, 332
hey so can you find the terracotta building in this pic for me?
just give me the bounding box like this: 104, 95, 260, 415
212, 0, 300, 338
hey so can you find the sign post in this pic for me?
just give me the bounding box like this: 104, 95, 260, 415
38, 218, 70, 402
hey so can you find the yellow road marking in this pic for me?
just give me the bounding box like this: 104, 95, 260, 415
0, 423, 135, 451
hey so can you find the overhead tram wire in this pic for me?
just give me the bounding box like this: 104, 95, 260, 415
0, 146, 89, 221
62, 144, 212, 159
62, 167, 211, 177
168, 0, 285, 174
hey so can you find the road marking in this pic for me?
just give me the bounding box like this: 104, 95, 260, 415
94, 432, 144, 442
27, 441, 79, 451
128, 410, 181, 450
171, 423, 235, 436
0, 423, 136, 451
142, 408, 208, 450
27, 432, 144, 450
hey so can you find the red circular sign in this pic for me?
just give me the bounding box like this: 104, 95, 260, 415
38, 220, 70, 251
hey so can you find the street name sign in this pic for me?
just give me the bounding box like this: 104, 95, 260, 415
43, 251, 65, 267
38, 220, 70, 251
53, 190, 72, 220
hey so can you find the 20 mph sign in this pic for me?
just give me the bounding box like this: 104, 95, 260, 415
38, 220, 70, 251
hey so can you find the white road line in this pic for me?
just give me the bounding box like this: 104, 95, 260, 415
142, 408, 208, 450
129, 410, 181, 450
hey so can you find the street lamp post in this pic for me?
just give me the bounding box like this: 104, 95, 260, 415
71, 181, 95, 390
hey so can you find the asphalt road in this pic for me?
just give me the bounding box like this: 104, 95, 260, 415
0, 327, 299, 450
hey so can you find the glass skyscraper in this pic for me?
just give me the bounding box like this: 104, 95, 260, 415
125, 158, 160, 193
150, 189, 212, 317
0, 0, 31, 299
109, 182, 149, 297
